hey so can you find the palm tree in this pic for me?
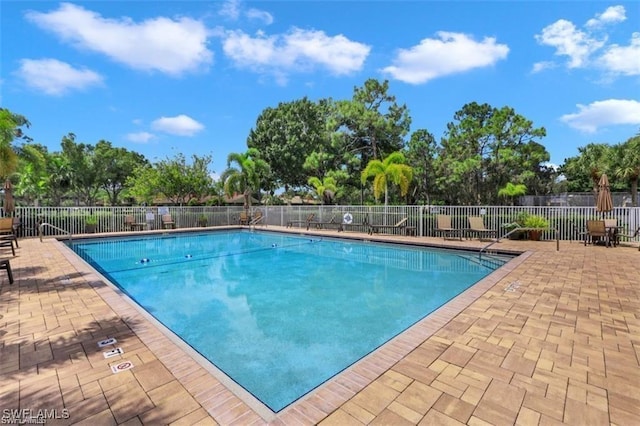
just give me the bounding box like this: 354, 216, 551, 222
308, 176, 338, 204
0, 109, 24, 181
498, 182, 527, 206
0, 109, 29, 215
613, 135, 640, 206
14, 144, 48, 206
564, 143, 611, 193
221, 148, 269, 210
361, 151, 413, 205
47, 154, 73, 206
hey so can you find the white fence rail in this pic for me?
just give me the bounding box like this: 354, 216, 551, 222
8, 205, 640, 241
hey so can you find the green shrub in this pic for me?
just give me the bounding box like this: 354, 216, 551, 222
523, 214, 549, 228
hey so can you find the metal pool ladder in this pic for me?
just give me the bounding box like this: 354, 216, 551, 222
39, 222, 73, 242
479, 226, 559, 259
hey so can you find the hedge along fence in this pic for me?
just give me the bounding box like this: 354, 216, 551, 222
7, 204, 640, 241
10, 206, 247, 237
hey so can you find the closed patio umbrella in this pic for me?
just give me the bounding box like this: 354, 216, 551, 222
596, 173, 613, 215
3, 179, 14, 216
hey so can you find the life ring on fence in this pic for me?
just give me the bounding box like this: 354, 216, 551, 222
343, 212, 353, 224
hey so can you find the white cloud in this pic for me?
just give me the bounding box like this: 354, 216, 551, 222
151, 114, 204, 136
221, 28, 370, 80
126, 132, 156, 143
560, 99, 640, 133
17, 58, 103, 95
26, 2, 212, 76
381, 32, 509, 84
219, 0, 272, 25
535, 19, 604, 68
599, 32, 640, 76
586, 5, 626, 28
543, 162, 560, 172
534, 5, 636, 75
223, 31, 276, 67
531, 61, 556, 73
246, 8, 274, 25
219, 0, 241, 20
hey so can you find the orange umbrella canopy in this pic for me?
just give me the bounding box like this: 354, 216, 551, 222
596, 173, 613, 213
3, 179, 14, 215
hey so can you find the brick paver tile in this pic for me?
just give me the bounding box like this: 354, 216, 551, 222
387, 401, 423, 424
608, 391, 640, 417
392, 359, 439, 385
369, 408, 416, 425
439, 343, 476, 367
139, 387, 202, 424
119, 417, 144, 426
98, 369, 136, 392
515, 406, 541, 425
564, 397, 609, 425
103, 380, 155, 424
610, 405, 640, 426
474, 379, 525, 425
65, 394, 111, 423
349, 379, 400, 416
432, 393, 475, 423
394, 380, 442, 415
378, 370, 413, 393
70, 408, 118, 426
419, 409, 465, 425
501, 348, 537, 377
340, 400, 376, 424
318, 409, 365, 425
132, 359, 176, 391
522, 392, 565, 422
168, 408, 218, 426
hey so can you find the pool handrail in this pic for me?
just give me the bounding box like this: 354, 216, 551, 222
39, 222, 72, 242
480, 226, 559, 258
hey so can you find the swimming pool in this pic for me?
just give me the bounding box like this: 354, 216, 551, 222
69, 230, 510, 412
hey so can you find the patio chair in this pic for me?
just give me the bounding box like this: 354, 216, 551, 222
124, 214, 147, 231
467, 216, 497, 241
618, 226, 640, 251
0, 259, 13, 284
368, 218, 408, 235
584, 220, 608, 246
341, 213, 369, 232
237, 211, 249, 225
11, 216, 21, 239
161, 214, 176, 229
435, 214, 461, 240
286, 213, 317, 230
315, 215, 343, 232
250, 210, 264, 226
0, 217, 18, 251
124, 215, 135, 231
604, 218, 620, 246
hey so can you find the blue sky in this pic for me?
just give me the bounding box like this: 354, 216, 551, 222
2, 1, 639, 177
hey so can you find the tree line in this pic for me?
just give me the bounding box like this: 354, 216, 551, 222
1, 79, 638, 208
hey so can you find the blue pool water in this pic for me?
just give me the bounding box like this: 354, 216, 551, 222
68, 230, 510, 412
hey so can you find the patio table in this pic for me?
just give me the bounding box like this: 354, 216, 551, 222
606, 225, 622, 247
130, 223, 147, 231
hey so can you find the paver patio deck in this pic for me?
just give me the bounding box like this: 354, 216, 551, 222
1, 227, 638, 425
